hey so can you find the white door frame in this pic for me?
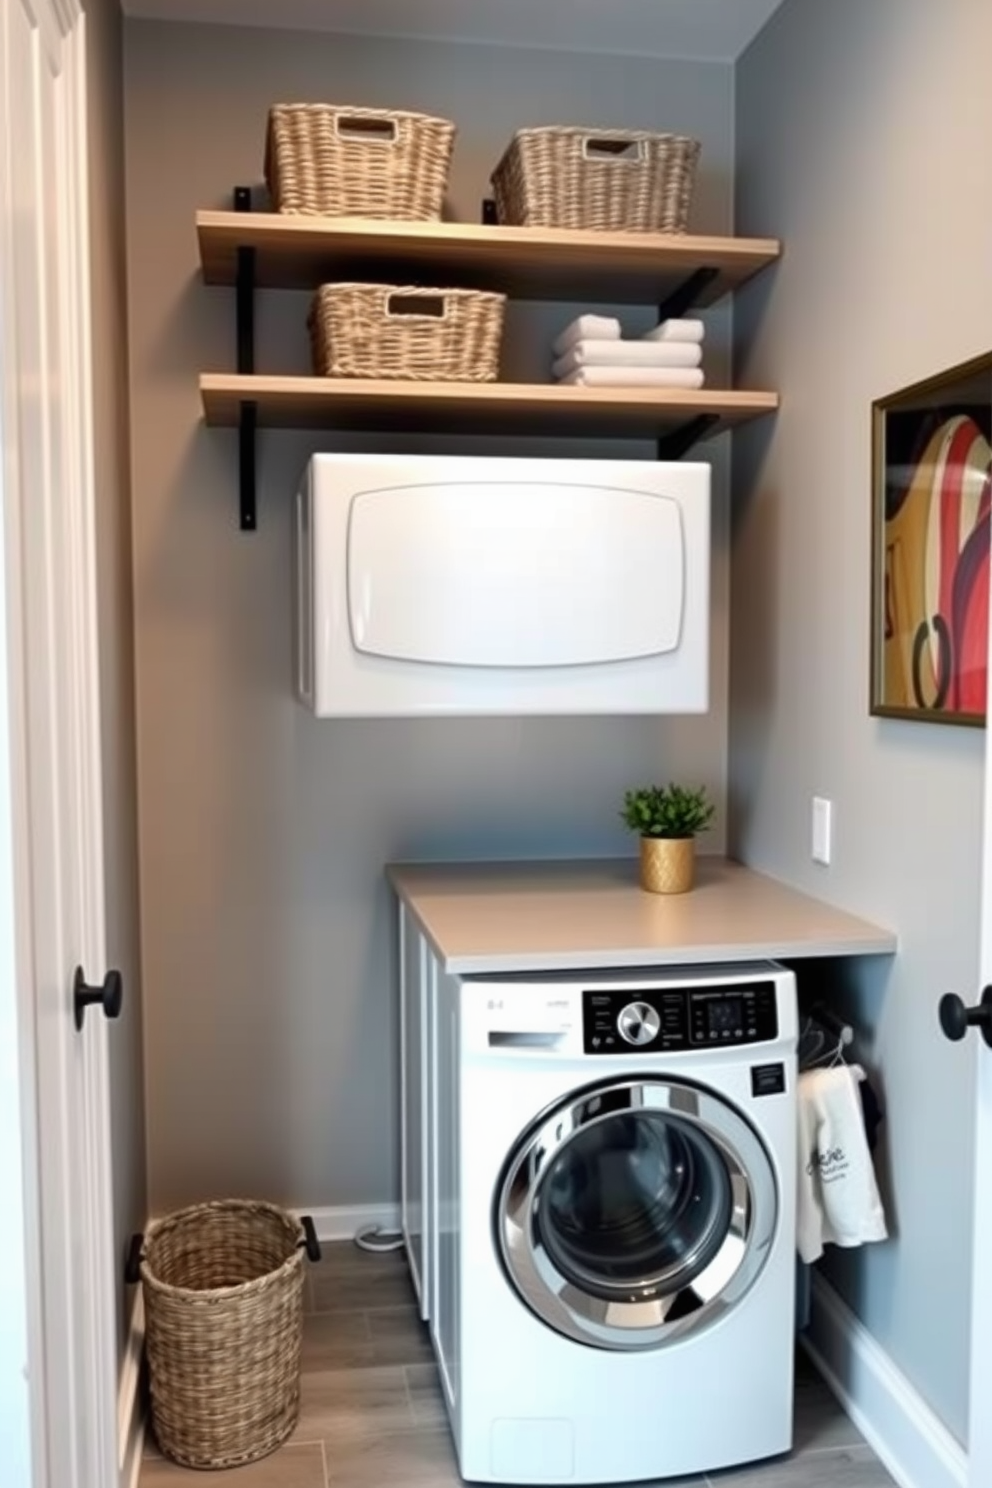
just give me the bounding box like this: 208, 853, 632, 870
0, 208, 42, 1488
0, 0, 118, 1484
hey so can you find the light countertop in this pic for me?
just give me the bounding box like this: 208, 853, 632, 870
386, 856, 897, 974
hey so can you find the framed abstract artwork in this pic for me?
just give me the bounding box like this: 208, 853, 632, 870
870, 352, 992, 726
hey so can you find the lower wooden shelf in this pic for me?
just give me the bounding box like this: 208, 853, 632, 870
200, 373, 778, 441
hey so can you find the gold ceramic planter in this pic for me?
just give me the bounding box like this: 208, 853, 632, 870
639, 836, 695, 894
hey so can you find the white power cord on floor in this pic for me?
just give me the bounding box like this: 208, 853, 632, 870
353, 1223, 405, 1254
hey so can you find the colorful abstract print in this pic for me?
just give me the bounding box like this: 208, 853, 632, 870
883, 413, 992, 717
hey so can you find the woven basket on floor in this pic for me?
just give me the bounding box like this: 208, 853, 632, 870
265, 103, 455, 219
309, 282, 506, 382
491, 126, 701, 233
139, 1200, 315, 1470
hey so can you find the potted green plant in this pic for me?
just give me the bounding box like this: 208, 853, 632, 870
620, 783, 715, 894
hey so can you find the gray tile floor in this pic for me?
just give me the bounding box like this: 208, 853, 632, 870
140, 1243, 897, 1488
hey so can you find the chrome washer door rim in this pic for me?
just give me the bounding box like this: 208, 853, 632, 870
497, 1077, 778, 1351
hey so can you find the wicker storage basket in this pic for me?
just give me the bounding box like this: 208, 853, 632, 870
265, 104, 455, 219
309, 283, 506, 382
138, 1200, 319, 1470
490, 126, 701, 233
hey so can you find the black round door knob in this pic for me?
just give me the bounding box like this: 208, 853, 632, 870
73, 967, 123, 1032
939, 987, 992, 1048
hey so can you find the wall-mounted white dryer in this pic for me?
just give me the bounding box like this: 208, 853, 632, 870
294, 453, 710, 717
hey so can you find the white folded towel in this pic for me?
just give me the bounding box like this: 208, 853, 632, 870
643, 317, 705, 344
796, 1065, 888, 1265
553, 340, 703, 379
560, 366, 705, 389
552, 315, 622, 358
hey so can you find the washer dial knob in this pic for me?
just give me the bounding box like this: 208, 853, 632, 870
617, 1000, 661, 1046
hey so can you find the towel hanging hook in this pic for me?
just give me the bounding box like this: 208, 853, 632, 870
799, 1003, 854, 1070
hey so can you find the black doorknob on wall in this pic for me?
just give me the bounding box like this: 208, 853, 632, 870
73, 966, 123, 1032
939, 988, 992, 1048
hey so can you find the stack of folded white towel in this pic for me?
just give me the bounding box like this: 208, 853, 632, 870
551, 313, 705, 389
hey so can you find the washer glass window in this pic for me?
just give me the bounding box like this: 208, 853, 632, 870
538, 1109, 732, 1298
498, 1078, 778, 1350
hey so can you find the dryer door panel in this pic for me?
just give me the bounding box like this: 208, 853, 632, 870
497, 1077, 778, 1351
347, 482, 684, 667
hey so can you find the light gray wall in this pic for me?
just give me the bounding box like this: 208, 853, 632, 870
122, 20, 735, 1214
84, 0, 147, 1365
733, 0, 992, 1444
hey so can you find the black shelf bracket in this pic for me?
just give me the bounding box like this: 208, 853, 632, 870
239, 402, 258, 531
657, 413, 720, 461
654, 266, 721, 461
656, 265, 719, 324
234, 185, 258, 531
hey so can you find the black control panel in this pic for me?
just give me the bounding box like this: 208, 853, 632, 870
582, 981, 779, 1054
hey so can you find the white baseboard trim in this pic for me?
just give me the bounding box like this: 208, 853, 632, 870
118, 1287, 146, 1488
805, 1272, 967, 1488
296, 1203, 402, 1245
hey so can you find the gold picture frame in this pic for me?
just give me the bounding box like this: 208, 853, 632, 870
870, 352, 992, 726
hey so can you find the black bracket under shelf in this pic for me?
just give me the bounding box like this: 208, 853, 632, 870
657, 413, 720, 461
656, 265, 719, 324
654, 267, 719, 462
234, 185, 258, 531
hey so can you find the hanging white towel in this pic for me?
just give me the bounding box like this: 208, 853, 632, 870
796, 1065, 888, 1265
553, 340, 703, 379
643, 317, 705, 344
559, 366, 705, 389
552, 315, 622, 358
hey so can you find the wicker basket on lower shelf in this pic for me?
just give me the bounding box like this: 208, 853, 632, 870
138, 1200, 318, 1471
309, 282, 506, 382
491, 125, 701, 233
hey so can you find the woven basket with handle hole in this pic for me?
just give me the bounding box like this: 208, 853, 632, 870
491, 125, 701, 233
309, 282, 506, 381
265, 103, 455, 219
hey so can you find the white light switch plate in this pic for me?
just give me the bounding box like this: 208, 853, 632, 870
812, 796, 833, 866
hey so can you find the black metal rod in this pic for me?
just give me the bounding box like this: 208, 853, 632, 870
300, 1215, 322, 1263
657, 413, 719, 461
656, 266, 719, 325
234, 186, 255, 376
239, 401, 257, 532
124, 1233, 144, 1286
232, 189, 259, 530
236, 250, 255, 375
809, 1001, 854, 1047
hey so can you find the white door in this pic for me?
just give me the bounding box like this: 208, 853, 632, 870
0, 1, 118, 1486
962, 753, 992, 1482
942, 356, 992, 1485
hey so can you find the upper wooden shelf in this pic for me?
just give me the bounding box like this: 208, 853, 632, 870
196, 211, 781, 305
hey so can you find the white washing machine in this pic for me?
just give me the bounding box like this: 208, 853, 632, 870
429, 960, 798, 1485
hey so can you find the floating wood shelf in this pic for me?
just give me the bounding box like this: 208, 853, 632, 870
201, 374, 778, 440
197, 211, 781, 305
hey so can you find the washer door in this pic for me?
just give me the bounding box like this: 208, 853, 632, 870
497, 1077, 778, 1350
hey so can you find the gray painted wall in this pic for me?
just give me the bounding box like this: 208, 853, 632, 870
84, 0, 147, 1365
733, 0, 992, 1444
122, 21, 736, 1215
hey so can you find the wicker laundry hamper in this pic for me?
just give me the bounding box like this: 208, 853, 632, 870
265, 103, 455, 219
490, 125, 701, 233
134, 1199, 321, 1470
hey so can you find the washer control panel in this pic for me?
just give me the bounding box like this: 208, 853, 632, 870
582, 981, 778, 1054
